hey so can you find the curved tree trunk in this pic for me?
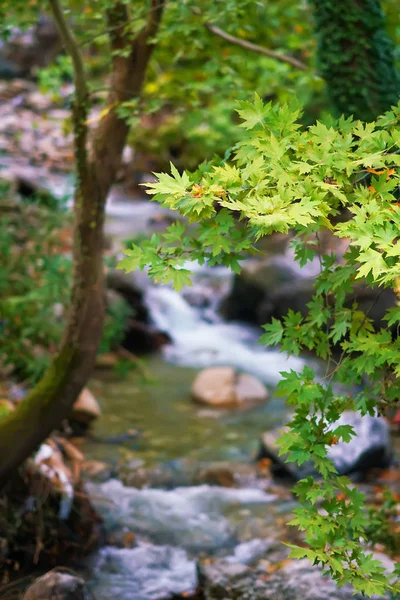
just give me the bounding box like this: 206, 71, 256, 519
0, 0, 164, 487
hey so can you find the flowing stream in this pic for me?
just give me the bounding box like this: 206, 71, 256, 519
83, 194, 315, 600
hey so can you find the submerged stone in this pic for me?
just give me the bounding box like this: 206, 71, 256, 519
191, 367, 268, 408
24, 570, 89, 600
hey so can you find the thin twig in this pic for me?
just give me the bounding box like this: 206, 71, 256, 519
48, 0, 88, 104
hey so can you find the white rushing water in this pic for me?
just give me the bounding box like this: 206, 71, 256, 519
102, 188, 316, 383
87, 480, 276, 600
89, 538, 274, 600
88, 479, 275, 552
90, 543, 197, 600
145, 276, 310, 385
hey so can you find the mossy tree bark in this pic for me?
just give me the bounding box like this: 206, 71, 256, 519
310, 0, 400, 121
0, 0, 164, 487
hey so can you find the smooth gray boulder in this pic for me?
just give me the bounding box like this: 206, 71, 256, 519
258, 411, 391, 481
221, 255, 396, 331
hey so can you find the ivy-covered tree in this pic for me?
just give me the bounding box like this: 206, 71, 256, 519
310, 0, 400, 121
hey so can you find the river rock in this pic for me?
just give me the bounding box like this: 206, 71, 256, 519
191, 367, 268, 407
265, 280, 396, 332
106, 271, 172, 353
23, 570, 89, 600
193, 461, 264, 489
82, 460, 112, 481
106, 269, 148, 322
198, 557, 391, 600
235, 373, 268, 403
221, 256, 396, 331
220, 258, 299, 324
258, 411, 392, 480
194, 463, 240, 487
122, 320, 172, 354
72, 389, 101, 424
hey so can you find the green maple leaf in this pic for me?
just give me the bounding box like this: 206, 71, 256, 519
236, 93, 271, 130
145, 163, 192, 196
260, 318, 284, 346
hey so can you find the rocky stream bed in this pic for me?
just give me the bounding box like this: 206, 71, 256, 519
39, 202, 396, 600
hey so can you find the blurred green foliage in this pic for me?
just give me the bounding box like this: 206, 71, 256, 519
365, 489, 400, 555
0, 186, 72, 382
0, 185, 131, 383
2, 0, 399, 172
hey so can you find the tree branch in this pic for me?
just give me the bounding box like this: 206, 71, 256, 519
203, 21, 308, 71
90, 0, 165, 192
49, 0, 90, 189
48, 0, 88, 103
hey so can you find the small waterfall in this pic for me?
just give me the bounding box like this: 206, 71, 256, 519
146, 286, 199, 333
145, 273, 309, 385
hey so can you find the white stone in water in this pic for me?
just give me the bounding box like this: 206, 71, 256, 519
326, 410, 391, 475
24, 570, 88, 600
260, 410, 391, 479
226, 539, 274, 565
89, 543, 197, 600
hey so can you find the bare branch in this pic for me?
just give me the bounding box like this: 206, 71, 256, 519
203, 20, 308, 71
48, 0, 88, 103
